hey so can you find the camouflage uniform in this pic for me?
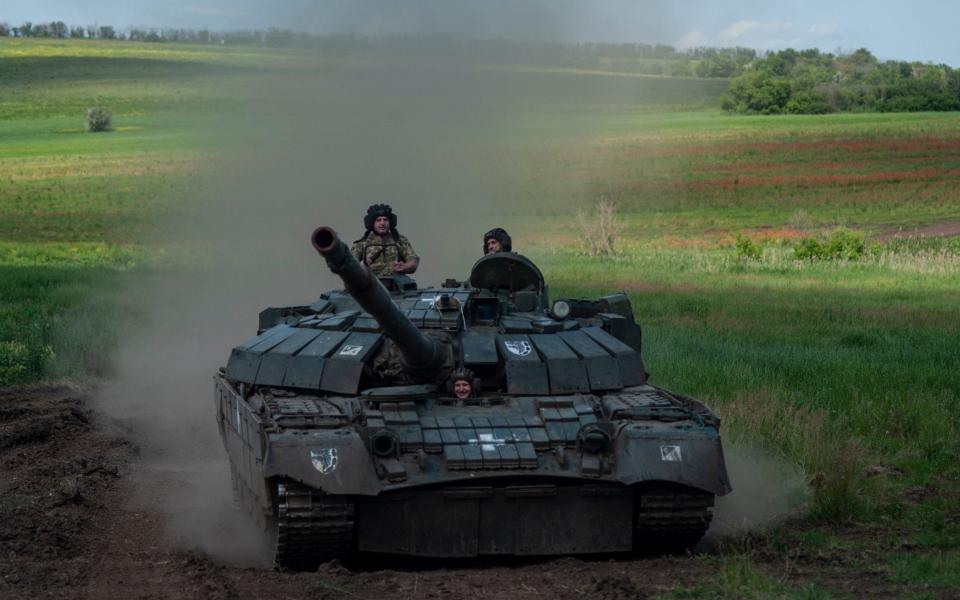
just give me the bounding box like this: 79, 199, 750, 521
351, 233, 418, 278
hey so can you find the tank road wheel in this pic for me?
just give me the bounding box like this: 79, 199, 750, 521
275, 480, 356, 570
634, 483, 714, 554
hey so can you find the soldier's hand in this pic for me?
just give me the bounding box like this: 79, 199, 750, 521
393, 261, 406, 273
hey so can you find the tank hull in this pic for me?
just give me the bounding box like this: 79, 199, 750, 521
215, 373, 725, 567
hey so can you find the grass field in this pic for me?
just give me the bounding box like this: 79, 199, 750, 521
2, 37, 959, 597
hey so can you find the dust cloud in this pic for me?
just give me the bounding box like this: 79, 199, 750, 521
87, 2, 710, 563
92, 15, 581, 564
707, 442, 810, 540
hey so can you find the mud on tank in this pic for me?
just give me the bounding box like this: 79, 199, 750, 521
214, 226, 732, 569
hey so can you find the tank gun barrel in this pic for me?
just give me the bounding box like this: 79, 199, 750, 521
311, 226, 442, 372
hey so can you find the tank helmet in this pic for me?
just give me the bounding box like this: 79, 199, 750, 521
482, 227, 512, 254
451, 368, 474, 383
364, 204, 397, 231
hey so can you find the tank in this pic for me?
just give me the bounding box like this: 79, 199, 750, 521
215, 226, 731, 569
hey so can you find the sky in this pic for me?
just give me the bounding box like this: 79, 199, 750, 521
3, 0, 960, 65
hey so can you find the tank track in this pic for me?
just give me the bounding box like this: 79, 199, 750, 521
275, 480, 355, 569
634, 484, 714, 552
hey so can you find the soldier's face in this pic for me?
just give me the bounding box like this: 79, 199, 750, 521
486, 238, 502, 253
373, 215, 391, 235
454, 380, 472, 400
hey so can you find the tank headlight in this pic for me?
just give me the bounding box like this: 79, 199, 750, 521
371, 430, 400, 458
578, 424, 611, 454
550, 300, 571, 320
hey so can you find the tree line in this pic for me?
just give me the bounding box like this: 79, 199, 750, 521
3, 20, 958, 112
0, 20, 756, 78
722, 48, 960, 114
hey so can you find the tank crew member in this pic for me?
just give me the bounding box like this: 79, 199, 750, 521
352, 204, 419, 278
451, 368, 474, 400
483, 227, 512, 255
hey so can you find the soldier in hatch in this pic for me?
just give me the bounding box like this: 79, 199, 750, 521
451, 368, 475, 400
482, 227, 512, 255
352, 204, 419, 278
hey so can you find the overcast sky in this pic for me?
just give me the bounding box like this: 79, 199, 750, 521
4, 0, 959, 65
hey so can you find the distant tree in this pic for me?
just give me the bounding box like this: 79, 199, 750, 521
70, 26, 85, 39
692, 47, 756, 78
0, 23, 9, 37
20, 21, 33, 37
785, 89, 834, 114
696, 52, 739, 77
722, 70, 792, 113
86, 107, 112, 132
652, 44, 675, 59
98, 25, 116, 39
50, 21, 68, 38
265, 27, 294, 47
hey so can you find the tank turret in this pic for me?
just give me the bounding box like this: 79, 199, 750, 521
311, 226, 448, 375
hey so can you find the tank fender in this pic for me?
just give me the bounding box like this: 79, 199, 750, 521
264, 430, 382, 495
613, 424, 732, 496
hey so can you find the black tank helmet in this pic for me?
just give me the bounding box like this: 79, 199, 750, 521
482, 227, 512, 254
451, 367, 474, 383
364, 204, 397, 231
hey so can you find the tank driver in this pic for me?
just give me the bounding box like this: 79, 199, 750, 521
351, 204, 419, 278
450, 368, 475, 400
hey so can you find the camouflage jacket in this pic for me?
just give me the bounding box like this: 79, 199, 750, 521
351, 233, 418, 278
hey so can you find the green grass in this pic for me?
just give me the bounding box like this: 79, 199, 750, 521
0, 265, 127, 383
1, 37, 959, 595
665, 555, 836, 599
888, 551, 960, 588
533, 245, 960, 518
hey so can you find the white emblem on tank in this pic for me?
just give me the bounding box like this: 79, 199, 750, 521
504, 341, 532, 357
338, 345, 363, 356
660, 445, 682, 462
311, 448, 338, 474
471, 432, 507, 452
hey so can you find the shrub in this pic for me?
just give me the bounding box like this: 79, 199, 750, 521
794, 227, 865, 261
576, 198, 621, 257
734, 233, 763, 260
86, 106, 112, 132
793, 236, 823, 260
822, 227, 865, 260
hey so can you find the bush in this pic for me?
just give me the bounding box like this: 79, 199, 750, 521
734, 233, 762, 260
86, 106, 112, 132
794, 227, 865, 261
576, 198, 621, 257
794, 237, 823, 260
823, 227, 865, 260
